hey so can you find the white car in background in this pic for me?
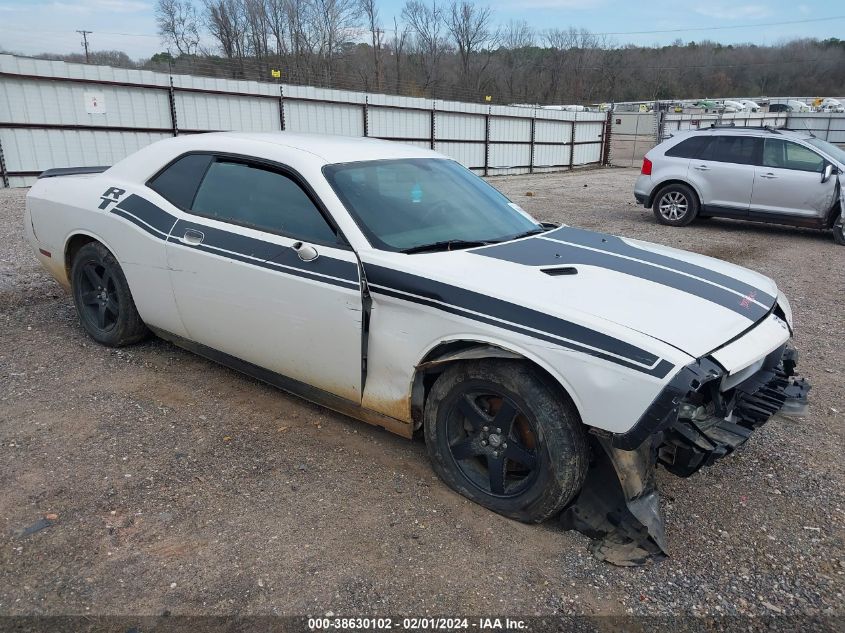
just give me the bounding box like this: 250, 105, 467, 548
722, 100, 746, 113
25, 132, 810, 563
740, 100, 761, 112
818, 98, 845, 113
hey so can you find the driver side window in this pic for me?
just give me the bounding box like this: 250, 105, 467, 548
762, 139, 825, 173
191, 160, 337, 244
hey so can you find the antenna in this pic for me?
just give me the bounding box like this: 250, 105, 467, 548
76, 30, 92, 63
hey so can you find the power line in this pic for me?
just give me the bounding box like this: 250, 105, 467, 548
591, 15, 845, 37
8, 14, 845, 42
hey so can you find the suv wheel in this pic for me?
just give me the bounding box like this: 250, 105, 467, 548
833, 216, 845, 246
653, 184, 698, 227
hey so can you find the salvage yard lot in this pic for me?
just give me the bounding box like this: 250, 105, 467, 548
1, 167, 843, 618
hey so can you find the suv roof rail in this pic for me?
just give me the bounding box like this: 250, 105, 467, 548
706, 123, 782, 134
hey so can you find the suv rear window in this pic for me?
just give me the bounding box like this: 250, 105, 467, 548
699, 135, 761, 165
665, 136, 711, 159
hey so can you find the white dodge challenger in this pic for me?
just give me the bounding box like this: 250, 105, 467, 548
24, 132, 809, 563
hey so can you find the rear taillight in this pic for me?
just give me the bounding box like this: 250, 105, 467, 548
641, 157, 653, 175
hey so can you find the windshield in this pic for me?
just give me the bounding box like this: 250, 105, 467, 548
323, 158, 540, 252
805, 137, 845, 165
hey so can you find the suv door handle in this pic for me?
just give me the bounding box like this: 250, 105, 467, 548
180, 229, 205, 245
759, 173, 778, 179
693, 165, 711, 171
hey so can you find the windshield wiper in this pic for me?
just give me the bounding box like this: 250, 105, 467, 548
499, 226, 552, 242
400, 239, 491, 254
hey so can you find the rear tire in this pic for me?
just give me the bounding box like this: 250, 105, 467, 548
423, 360, 588, 523
70, 242, 148, 347
652, 183, 699, 226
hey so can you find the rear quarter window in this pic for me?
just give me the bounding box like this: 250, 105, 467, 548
664, 136, 712, 159
148, 154, 213, 209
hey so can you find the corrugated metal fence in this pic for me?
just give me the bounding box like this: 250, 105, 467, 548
0, 54, 608, 188
609, 111, 845, 168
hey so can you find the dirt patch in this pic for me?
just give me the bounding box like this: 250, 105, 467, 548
1, 173, 843, 618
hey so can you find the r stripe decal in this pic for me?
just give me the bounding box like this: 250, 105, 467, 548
365, 264, 673, 378
115, 194, 178, 236
107, 195, 360, 290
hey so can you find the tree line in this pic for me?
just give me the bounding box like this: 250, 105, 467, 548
12, 0, 845, 104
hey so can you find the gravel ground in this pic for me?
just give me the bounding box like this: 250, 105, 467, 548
1, 168, 843, 622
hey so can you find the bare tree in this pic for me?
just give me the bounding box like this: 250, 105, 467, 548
311, 0, 362, 82
155, 0, 201, 56
402, 0, 449, 93
360, 0, 384, 90
390, 16, 409, 94
497, 18, 533, 101
205, 0, 249, 75
446, 0, 495, 91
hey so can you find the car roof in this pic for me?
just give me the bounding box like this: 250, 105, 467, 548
209, 131, 441, 164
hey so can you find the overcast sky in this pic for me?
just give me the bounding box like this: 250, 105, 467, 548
0, 0, 842, 59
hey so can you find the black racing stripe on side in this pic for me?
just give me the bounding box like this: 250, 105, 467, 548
365, 264, 662, 369
168, 237, 359, 291
475, 237, 769, 321
172, 219, 360, 282
115, 194, 178, 235
370, 284, 674, 378
112, 208, 169, 239
545, 226, 777, 306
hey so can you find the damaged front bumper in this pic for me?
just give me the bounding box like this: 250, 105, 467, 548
562, 344, 810, 565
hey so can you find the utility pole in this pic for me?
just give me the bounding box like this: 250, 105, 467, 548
77, 30, 92, 63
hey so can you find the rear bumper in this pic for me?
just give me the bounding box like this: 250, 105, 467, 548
634, 192, 648, 205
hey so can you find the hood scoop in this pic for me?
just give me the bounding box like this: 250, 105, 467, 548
541, 266, 578, 276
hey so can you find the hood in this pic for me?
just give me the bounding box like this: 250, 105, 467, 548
397, 226, 778, 360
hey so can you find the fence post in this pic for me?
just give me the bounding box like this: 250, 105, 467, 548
529, 112, 536, 174
601, 111, 612, 166
0, 136, 8, 188
168, 75, 178, 137
363, 95, 369, 137
279, 85, 286, 131
483, 107, 491, 176
568, 120, 575, 170
430, 102, 436, 150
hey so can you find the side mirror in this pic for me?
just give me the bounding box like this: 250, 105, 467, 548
822, 163, 834, 183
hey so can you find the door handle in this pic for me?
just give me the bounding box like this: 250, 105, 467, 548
180, 229, 205, 245
693, 165, 711, 171
759, 173, 778, 179
292, 241, 319, 262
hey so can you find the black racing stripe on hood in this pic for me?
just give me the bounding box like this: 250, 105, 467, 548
365, 264, 672, 376
545, 226, 776, 306
474, 236, 769, 322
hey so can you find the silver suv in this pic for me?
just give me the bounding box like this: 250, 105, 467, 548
634, 127, 845, 245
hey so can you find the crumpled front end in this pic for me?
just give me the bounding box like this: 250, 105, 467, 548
562, 343, 810, 566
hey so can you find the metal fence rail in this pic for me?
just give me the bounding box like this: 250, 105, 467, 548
0, 54, 608, 188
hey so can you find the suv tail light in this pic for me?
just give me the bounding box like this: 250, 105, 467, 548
641, 157, 653, 175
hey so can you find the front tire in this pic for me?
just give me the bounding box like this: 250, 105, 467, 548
70, 242, 148, 347
424, 360, 588, 523
653, 183, 699, 226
